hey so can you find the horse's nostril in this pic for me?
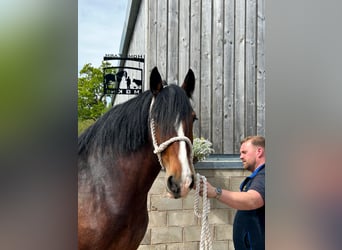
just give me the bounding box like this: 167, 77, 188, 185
167, 176, 181, 197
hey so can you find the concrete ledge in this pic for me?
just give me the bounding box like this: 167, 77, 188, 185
194, 154, 243, 169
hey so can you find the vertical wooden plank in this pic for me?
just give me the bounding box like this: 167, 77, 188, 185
179, 0, 190, 84
139, 2, 146, 91
167, 0, 179, 83
234, 0, 246, 152
190, 0, 201, 137
223, 0, 235, 154
147, 0, 158, 83
157, 0, 168, 77
200, 0, 212, 140
256, 0, 265, 136
212, 0, 224, 153
144, 0, 149, 88
246, 0, 257, 136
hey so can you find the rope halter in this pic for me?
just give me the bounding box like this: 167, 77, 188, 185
149, 97, 194, 170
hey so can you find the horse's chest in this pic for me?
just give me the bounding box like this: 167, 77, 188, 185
107, 210, 149, 249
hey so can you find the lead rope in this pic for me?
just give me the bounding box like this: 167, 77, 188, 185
194, 173, 213, 250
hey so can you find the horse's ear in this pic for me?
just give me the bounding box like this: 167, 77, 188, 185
150, 67, 163, 96
181, 69, 195, 98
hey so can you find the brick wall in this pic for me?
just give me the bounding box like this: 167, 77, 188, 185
138, 168, 249, 250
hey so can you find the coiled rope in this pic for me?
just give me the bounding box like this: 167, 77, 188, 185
194, 173, 213, 250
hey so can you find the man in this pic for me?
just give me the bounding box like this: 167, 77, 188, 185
200, 136, 265, 250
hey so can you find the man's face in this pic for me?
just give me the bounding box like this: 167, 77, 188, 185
240, 141, 257, 171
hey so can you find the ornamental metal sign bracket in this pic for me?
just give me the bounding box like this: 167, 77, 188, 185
102, 54, 144, 96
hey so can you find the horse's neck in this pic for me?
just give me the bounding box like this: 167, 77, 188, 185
107, 146, 161, 199
80, 146, 161, 210
126, 147, 161, 195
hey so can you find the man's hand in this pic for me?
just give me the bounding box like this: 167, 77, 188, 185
198, 179, 217, 198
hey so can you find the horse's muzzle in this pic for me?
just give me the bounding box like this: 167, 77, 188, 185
167, 174, 194, 199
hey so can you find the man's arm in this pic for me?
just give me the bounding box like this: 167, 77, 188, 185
204, 181, 264, 210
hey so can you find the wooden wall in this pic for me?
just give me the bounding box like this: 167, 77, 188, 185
121, 0, 265, 154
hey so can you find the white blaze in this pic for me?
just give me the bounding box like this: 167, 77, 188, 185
176, 123, 193, 190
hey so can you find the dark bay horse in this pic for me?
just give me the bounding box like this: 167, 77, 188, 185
78, 67, 197, 250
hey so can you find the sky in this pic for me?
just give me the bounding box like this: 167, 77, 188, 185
78, 0, 128, 73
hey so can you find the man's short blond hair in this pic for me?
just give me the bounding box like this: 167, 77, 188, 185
241, 136, 265, 148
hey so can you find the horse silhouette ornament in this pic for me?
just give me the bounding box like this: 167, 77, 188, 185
78, 67, 197, 250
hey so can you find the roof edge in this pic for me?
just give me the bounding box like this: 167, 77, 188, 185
119, 0, 141, 67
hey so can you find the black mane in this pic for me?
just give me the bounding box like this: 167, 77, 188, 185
78, 84, 193, 159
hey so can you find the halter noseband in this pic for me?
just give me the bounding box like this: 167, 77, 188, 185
149, 97, 194, 170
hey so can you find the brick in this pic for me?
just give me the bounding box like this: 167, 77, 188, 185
196, 169, 215, 177
226, 208, 237, 225
183, 226, 201, 242
166, 242, 199, 250
185, 225, 215, 243
212, 198, 229, 209
207, 177, 230, 191
151, 227, 183, 244
227, 170, 248, 177
215, 224, 233, 240
212, 241, 229, 250
151, 195, 183, 211
182, 191, 197, 210
147, 194, 151, 211
140, 229, 151, 245
213, 170, 238, 177
149, 211, 167, 227
157, 171, 166, 178
168, 210, 197, 226
229, 176, 246, 191
228, 239, 234, 250
211, 170, 231, 177
196, 169, 246, 178
209, 209, 229, 224
242, 170, 250, 176
149, 177, 166, 195
138, 245, 167, 250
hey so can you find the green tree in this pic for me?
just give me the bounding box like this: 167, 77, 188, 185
78, 62, 113, 121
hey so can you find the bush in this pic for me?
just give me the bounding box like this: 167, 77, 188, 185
78, 119, 95, 135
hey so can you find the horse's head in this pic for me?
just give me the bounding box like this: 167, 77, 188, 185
149, 67, 197, 199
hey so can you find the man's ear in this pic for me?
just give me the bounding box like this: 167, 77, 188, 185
150, 67, 163, 96
256, 146, 264, 157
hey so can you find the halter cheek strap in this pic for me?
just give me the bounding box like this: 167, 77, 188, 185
149, 97, 194, 170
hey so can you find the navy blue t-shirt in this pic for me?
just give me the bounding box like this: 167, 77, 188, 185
233, 164, 265, 250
